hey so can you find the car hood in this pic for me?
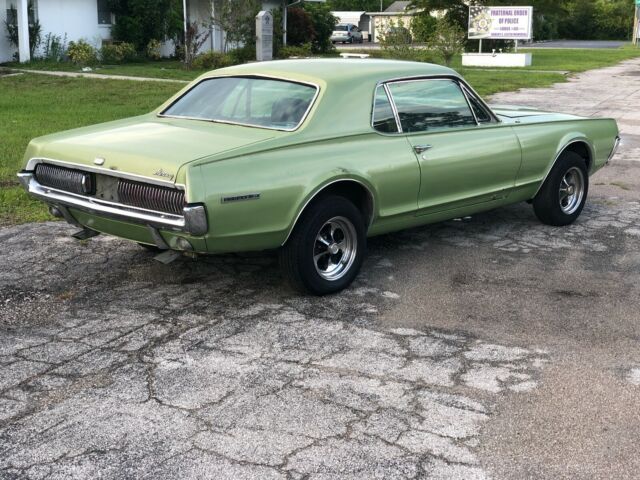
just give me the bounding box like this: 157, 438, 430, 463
490, 105, 584, 124
24, 115, 278, 183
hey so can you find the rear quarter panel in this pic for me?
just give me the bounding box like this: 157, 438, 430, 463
195, 133, 420, 253
511, 118, 619, 197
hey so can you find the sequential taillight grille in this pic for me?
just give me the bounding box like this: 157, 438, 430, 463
117, 179, 185, 215
34, 164, 95, 195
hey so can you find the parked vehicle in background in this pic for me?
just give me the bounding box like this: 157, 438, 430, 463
331, 24, 364, 44
18, 59, 620, 295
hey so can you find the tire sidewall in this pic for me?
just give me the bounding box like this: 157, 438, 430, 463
292, 197, 366, 295
536, 152, 589, 226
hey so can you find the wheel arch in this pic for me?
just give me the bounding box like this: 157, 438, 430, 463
533, 137, 594, 198
281, 178, 376, 246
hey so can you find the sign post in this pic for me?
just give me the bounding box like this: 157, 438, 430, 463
256, 10, 273, 62
634, 0, 640, 46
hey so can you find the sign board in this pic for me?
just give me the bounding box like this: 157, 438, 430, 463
256, 10, 273, 62
468, 6, 533, 40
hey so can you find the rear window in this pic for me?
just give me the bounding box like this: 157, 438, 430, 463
335, 25, 348, 31
161, 76, 317, 130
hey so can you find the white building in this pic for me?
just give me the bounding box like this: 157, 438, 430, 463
0, 0, 293, 63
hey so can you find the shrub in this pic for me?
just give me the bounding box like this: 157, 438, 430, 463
278, 43, 313, 59
41, 32, 67, 62
428, 18, 465, 67
67, 40, 98, 65
379, 19, 414, 60
146, 39, 162, 60
227, 44, 256, 64
303, 3, 337, 54
100, 42, 137, 64
286, 7, 316, 46
192, 51, 232, 70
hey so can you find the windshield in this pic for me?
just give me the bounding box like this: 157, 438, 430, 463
161, 76, 318, 130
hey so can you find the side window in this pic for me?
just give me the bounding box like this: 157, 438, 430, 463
463, 87, 492, 123
387, 79, 476, 133
372, 85, 398, 133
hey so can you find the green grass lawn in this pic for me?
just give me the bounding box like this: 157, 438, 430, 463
448, 45, 640, 72
5, 59, 202, 81
0, 74, 182, 226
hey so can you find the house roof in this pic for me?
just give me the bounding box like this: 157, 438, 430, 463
385, 1, 413, 13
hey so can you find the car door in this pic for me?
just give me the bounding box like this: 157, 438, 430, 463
385, 78, 522, 215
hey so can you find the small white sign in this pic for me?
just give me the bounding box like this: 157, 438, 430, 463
256, 10, 273, 62
468, 6, 533, 40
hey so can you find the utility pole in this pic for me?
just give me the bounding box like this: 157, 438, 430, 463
634, 2, 639, 46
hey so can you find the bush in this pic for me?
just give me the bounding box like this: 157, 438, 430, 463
227, 44, 256, 64
428, 18, 465, 67
146, 39, 162, 60
303, 3, 337, 54
100, 42, 137, 64
286, 7, 316, 46
67, 40, 98, 65
192, 51, 232, 70
278, 43, 313, 59
41, 32, 67, 62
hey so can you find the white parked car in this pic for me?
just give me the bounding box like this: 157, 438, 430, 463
331, 23, 364, 44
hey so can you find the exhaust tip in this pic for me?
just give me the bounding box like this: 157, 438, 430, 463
49, 206, 63, 218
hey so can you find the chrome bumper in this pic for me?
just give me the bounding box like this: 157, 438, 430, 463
17, 171, 207, 236
607, 135, 621, 164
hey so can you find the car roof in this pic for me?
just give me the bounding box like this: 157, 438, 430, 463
205, 58, 459, 87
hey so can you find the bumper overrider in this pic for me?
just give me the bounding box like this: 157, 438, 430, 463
17, 170, 208, 238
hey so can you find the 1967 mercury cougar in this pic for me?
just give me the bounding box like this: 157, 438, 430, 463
18, 59, 620, 295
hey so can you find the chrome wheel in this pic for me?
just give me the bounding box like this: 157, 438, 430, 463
313, 216, 357, 281
559, 167, 585, 215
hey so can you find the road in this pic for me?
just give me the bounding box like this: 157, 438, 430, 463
1, 59, 639, 479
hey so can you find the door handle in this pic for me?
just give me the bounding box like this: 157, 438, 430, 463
413, 144, 433, 154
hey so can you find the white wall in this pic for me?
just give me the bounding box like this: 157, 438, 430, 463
37, 0, 110, 50
0, 0, 15, 62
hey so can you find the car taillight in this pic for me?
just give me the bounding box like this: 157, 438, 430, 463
348, 32, 352, 37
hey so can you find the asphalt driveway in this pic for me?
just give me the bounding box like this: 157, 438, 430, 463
1, 58, 639, 479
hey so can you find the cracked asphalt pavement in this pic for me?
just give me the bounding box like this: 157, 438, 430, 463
1, 59, 640, 479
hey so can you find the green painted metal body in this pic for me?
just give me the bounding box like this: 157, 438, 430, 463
21, 59, 619, 253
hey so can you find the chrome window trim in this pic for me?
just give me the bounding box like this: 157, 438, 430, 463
157, 74, 321, 133
384, 77, 478, 134
460, 84, 480, 125
370, 74, 500, 137
26, 157, 185, 190
383, 84, 403, 133
461, 84, 495, 124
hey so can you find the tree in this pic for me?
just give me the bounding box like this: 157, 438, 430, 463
211, 0, 262, 51
429, 17, 465, 66
108, 0, 183, 51
326, 0, 395, 12
303, 3, 338, 53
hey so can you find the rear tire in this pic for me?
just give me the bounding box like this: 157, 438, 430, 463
532, 151, 589, 226
279, 195, 366, 295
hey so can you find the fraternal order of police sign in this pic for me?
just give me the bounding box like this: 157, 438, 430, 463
468, 6, 533, 40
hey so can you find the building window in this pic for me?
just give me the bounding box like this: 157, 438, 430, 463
97, 0, 112, 25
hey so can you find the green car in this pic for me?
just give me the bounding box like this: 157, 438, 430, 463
18, 59, 620, 295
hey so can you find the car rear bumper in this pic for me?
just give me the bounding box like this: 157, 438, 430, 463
17, 171, 208, 237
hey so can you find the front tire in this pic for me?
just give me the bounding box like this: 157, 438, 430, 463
279, 195, 366, 295
532, 151, 588, 226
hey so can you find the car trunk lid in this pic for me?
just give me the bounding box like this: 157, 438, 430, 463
29, 116, 279, 183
